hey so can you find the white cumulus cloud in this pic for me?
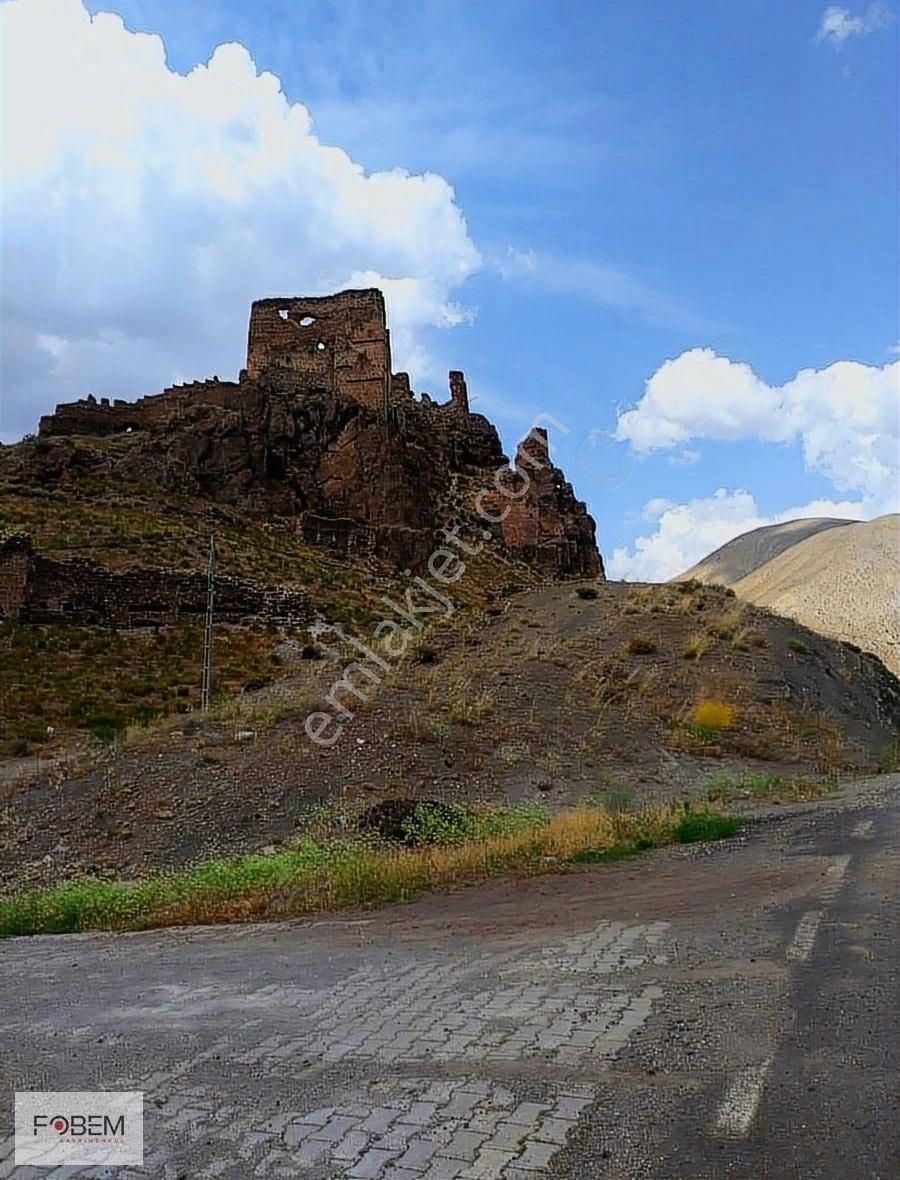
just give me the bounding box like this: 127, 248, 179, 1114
607, 489, 866, 582
815, 3, 890, 46
0, 0, 481, 439
614, 348, 900, 509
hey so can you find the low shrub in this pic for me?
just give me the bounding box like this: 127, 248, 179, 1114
692, 699, 735, 730
682, 633, 709, 661
627, 635, 657, 656
731, 628, 767, 651
707, 610, 744, 640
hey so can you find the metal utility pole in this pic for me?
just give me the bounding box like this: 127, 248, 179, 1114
200, 534, 216, 711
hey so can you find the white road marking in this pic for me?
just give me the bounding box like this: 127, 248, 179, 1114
821, 854, 852, 901
851, 818, 875, 839
714, 1058, 773, 1137
787, 909, 823, 962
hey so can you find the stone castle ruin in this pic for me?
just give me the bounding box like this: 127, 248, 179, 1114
39, 290, 475, 438
4, 290, 601, 627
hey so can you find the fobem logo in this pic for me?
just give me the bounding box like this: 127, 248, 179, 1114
34, 1111, 126, 1137
16, 1091, 143, 1165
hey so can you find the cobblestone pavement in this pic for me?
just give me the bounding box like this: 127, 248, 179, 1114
2, 776, 898, 1178
1, 917, 671, 1179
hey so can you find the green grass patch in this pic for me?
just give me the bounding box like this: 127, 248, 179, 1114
0, 801, 741, 940
0, 619, 292, 755
673, 809, 742, 843
401, 802, 549, 846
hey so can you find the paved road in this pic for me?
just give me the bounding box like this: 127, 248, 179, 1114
1, 777, 897, 1179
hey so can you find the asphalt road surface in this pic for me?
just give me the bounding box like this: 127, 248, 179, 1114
1, 776, 897, 1179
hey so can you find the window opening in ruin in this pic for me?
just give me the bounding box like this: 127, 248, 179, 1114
278, 308, 289, 320
316, 341, 326, 351
299, 316, 315, 326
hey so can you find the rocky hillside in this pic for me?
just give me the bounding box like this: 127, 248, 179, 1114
1, 290, 898, 894
5, 289, 600, 579
2, 579, 898, 892
1, 288, 600, 755
676, 514, 899, 676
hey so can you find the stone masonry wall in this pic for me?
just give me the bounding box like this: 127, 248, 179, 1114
0, 534, 30, 618
246, 290, 391, 414
1, 538, 313, 629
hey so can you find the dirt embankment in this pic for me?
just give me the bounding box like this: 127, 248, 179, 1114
2, 580, 898, 893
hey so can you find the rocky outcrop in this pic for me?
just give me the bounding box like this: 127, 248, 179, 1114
15, 290, 602, 578
496, 429, 602, 578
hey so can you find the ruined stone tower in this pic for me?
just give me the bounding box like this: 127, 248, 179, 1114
246, 289, 392, 415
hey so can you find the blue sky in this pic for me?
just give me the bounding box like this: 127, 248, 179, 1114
2, 0, 898, 576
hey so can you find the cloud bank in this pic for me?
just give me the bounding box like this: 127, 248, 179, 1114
606, 489, 865, 582
0, 0, 480, 439
610, 349, 899, 580
615, 349, 899, 504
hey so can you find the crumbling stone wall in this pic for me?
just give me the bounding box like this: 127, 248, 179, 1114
1, 537, 313, 628
38, 381, 243, 437
247, 290, 391, 414
0, 534, 30, 617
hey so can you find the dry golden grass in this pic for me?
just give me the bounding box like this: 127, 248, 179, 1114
691, 699, 735, 730
706, 607, 746, 640
2, 803, 696, 937
682, 632, 710, 661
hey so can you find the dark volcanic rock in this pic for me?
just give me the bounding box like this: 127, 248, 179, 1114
14, 288, 602, 579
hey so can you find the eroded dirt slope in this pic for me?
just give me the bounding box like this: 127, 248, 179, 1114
2, 580, 897, 891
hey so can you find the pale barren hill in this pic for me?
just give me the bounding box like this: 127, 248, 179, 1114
733, 515, 900, 675
676, 517, 857, 587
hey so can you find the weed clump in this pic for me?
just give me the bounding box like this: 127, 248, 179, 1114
692, 699, 735, 730
674, 809, 742, 843
682, 633, 709, 661
627, 635, 657, 656
732, 628, 767, 652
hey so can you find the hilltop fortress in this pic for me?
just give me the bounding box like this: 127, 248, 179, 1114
23, 289, 602, 579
